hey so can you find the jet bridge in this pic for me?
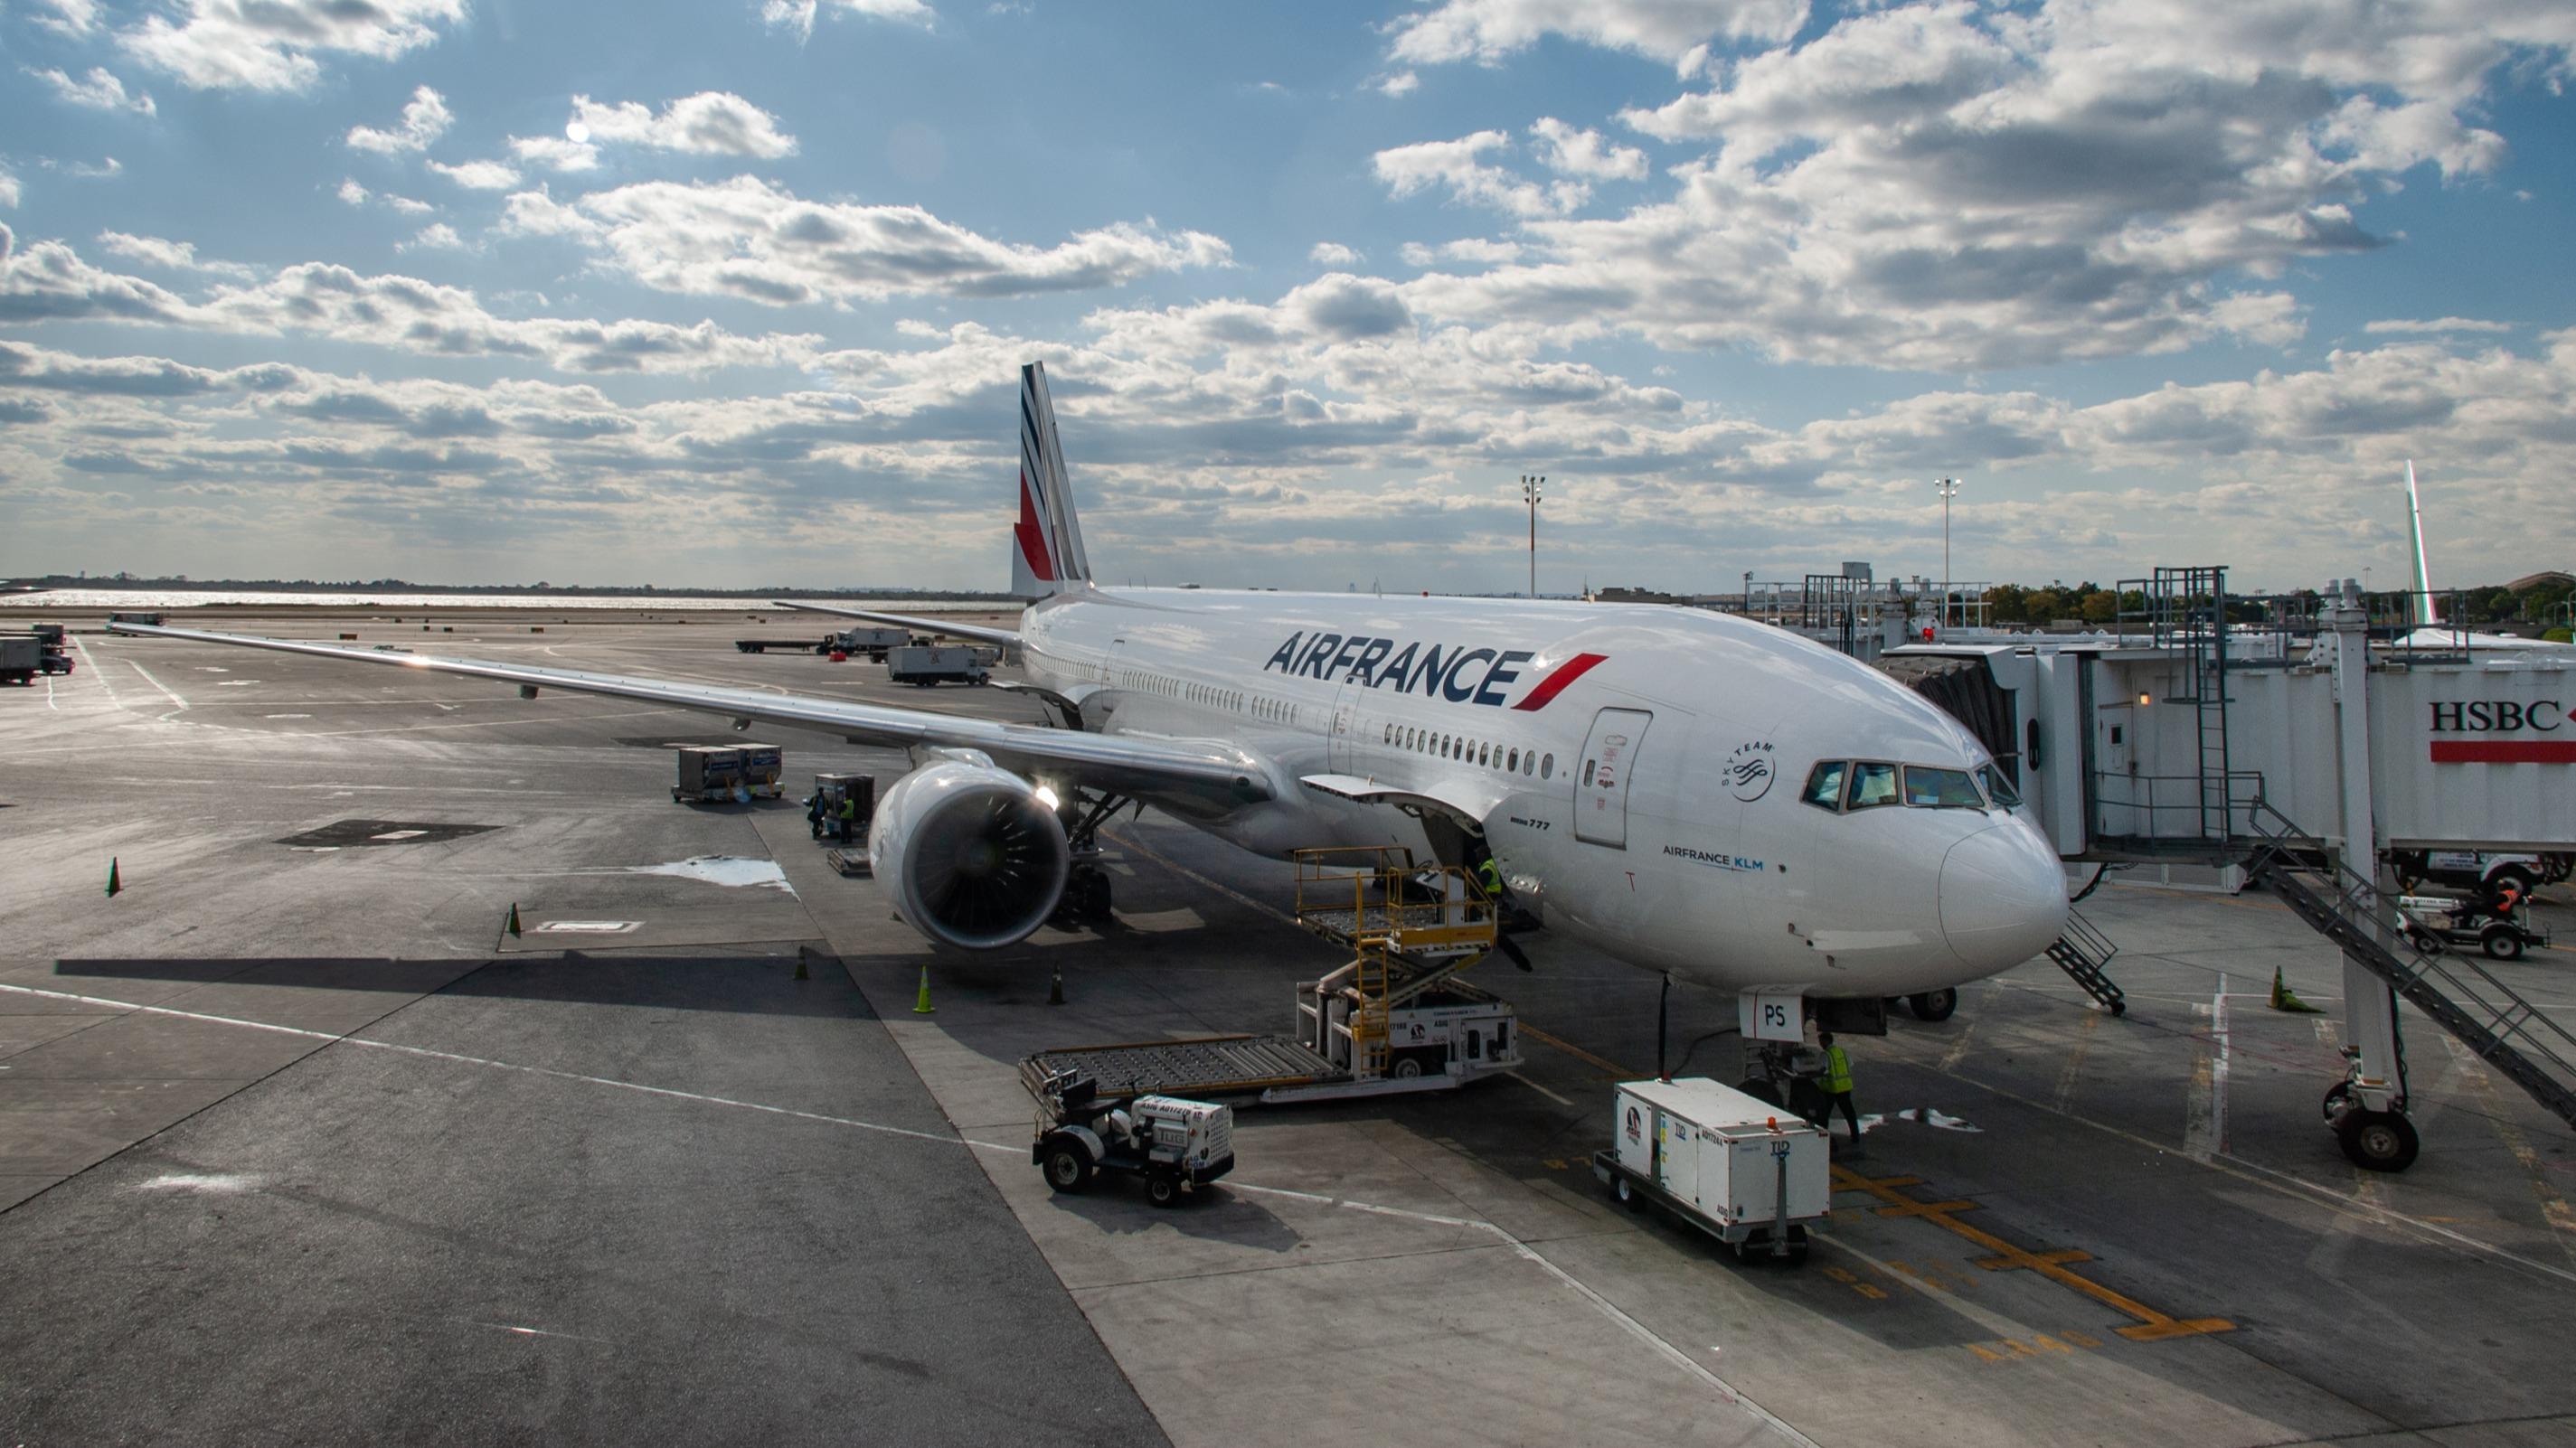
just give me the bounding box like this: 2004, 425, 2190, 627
1885, 571, 2575, 1170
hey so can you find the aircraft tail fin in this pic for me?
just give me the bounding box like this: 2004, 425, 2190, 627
1011, 362, 1093, 597
2405, 460, 2438, 626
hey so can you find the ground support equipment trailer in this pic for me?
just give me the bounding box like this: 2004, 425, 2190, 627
1031, 1067, 1233, 1207
671, 744, 785, 803
885, 644, 988, 686
1019, 850, 1523, 1105
736, 626, 911, 659
1593, 1077, 1830, 1264
0, 635, 41, 686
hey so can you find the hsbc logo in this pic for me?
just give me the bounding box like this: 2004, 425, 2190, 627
2427, 699, 2575, 765
1263, 631, 1605, 710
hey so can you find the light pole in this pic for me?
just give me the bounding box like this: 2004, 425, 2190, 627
1934, 476, 1962, 627
1522, 475, 1544, 598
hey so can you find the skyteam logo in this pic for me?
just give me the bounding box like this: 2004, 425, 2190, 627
1261, 631, 1605, 710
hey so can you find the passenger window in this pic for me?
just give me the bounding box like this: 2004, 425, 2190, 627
1583, 759, 1598, 787
1977, 764, 2022, 809
1903, 766, 1984, 809
1846, 761, 1899, 810
1523, 752, 1535, 776
1801, 761, 1848, 812
1478, 743, 1489, 767
1541, 754, 1553, 779
1508, 748, 1519, 772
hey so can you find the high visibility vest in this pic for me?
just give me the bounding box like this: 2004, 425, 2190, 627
1822, 1045, 1854, 1095
1477, 858, 1501, 894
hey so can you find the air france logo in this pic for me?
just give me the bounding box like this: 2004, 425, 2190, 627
1262, 631, 1605, 710
1726, 741, 1776, 802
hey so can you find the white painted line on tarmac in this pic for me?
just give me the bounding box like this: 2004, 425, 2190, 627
127, 659, 188, 712
44, 674, 58, 710
1507, 1069, 1575, 1105
0, 978, 1818, 1441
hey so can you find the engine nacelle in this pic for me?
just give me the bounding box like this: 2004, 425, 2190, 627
868, 759, 1071, 950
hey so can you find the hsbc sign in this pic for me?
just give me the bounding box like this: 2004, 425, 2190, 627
2428, 699, 2575, 764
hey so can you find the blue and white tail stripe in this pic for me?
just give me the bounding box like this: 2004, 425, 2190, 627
1012, 362, 1090, 597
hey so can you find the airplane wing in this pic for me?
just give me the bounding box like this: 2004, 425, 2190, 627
772, 600, 1022, 649
107, 623, 1269, 809
1297, 773, 1512, 832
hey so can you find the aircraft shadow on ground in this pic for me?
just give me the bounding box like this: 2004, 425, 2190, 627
34, 953, 871, 1021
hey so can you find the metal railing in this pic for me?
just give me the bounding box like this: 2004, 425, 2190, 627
2089, 770, 2269, 848
2242, 799, 2576, 1130
1289, 846, 1496, 958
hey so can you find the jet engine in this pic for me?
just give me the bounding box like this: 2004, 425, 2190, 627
868, 757, 1071, 950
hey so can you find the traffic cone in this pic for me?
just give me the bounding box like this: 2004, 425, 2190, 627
911, 965, 935, 1015
2269, 965, 2321, 1013
106, 858, 120, 898
505, 903, 523, 938
1048, 966, 1065, 1007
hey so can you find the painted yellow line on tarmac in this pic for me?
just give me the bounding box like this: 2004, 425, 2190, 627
1832, 1164, 2235, 1342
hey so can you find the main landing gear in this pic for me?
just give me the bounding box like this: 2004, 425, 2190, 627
2322, 1060, 2420, 1172
1050, 790, 1133, 929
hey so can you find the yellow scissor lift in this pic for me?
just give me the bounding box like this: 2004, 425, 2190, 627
1019, 847, 1524, 1106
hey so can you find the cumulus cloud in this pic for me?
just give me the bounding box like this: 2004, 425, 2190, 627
0, 166, 19, 210
34, 0, 100, 37
1376, 71, 1420, 97
761, 0, 933, 41
96, 231, 254, 277
120, 0, 467, 92
509, 135, 599, 174
30, 67, 156, 115
1526, 118, 1645, 180
524, 175, 1231, 305
2365, 317, 2514, 334
1309, 241, 1363, 265
1365, 0, 2576, 371
346, 85, 451, 155
428, 159, 523, 191
1373, 131, 1589, 218
566, 92, 798, 159
1387, 0, 1807, 67
399, 222, 466, 251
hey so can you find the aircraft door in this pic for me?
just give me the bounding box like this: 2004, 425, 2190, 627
1329, 683, 1356, 773
1574, 708, 1651, 848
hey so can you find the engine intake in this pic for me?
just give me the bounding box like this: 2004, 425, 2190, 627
868, 759, 1070, 950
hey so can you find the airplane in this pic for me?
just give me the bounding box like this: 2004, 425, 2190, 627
109, 362, 2069, 1054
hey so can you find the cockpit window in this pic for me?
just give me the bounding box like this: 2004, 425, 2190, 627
1846, 761, 1900, 811
1902, 766, 1985, 809
1801, 761, 1848, 812
1977, 763, 2022, 809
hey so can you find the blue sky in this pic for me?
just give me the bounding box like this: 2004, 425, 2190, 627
3, 0, 2571, 595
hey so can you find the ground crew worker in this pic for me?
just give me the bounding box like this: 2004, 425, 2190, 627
838, 793, 858, 843
1475, 852, 1503, 899
807, 791, 826, 837
1816, 1031, 1861, 1152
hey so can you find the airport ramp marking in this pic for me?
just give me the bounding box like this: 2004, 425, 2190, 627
0, 975, 1820, 1444
1832, 1163, 2235, 1341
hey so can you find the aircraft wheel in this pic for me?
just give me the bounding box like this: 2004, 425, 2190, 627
2336, 1109, 2420, 1173
2482, 926, 2524, 962
2321, 1079, 2354, 1124
1041, 1137, 1095, 1193
1080, 871, 1114, 921
1146, 1174, 1182, 1208
1908, 988, 1959, 1022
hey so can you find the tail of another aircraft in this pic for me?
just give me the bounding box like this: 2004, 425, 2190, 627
1011, 362, 1093, 597
2405, 460, 2438, 627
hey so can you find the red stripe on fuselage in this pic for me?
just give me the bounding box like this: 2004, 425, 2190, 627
1014, 472, 1056, 582
1511, 652, 1608, 710
2430, 740, 2576, 764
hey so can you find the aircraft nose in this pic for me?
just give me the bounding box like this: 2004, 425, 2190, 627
1938, 820, 2068, 971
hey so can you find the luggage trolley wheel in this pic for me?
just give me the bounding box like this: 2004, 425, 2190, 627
2481, 925, 2525, 962
1613, 1174, 1642, 1211
1146, 1173, 1183, 1208
1039, 1135, 1095, 1193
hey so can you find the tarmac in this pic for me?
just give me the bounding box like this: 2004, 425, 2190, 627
3, 606, 2573, 1447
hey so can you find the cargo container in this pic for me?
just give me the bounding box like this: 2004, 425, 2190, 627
1, 635, 40, 685
1592, 1077, 1829, 1262
885, 644, 988, 686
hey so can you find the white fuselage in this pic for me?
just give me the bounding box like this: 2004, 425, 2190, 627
1014, 588, 2068, 999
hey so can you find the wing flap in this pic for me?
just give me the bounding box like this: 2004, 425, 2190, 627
1297, 773, 1507, 831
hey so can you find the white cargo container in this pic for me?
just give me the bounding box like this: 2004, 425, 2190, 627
1592, 1077, 1829, 1262
885, 644, 988, 686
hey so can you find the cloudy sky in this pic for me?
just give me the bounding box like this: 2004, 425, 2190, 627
2, 0, 2571, 595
